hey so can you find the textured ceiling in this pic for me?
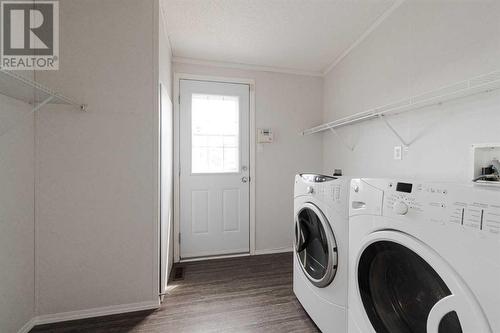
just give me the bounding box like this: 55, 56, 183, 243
161, 0, 396, 74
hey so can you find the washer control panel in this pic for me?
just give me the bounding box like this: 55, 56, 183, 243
295, 174, 350, 218
310, 182, 342, 203
383, 180, 500, 238
385, 181, 425, 216
300, 173, 337, 183
296, 174, 344, 203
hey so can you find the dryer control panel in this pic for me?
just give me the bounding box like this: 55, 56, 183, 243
295, 174, 350, 218
296, 174, 342, 202
380, 180, 500, 239
297, 177, 343, 204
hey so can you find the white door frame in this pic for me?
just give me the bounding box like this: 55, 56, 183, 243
173, 73, 256, 262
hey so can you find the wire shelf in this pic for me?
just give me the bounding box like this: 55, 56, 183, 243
0, 69, 86, 111
300, 70, 500, 136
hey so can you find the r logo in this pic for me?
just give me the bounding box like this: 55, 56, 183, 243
1, 1, 59, 70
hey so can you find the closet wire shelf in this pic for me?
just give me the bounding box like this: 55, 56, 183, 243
0, 69, 87, 139
0, 69, 87, 111
300, 70, 500, 137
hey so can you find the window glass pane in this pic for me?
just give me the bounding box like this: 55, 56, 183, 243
223, 147, 238, 172
223, 136, 238, 147
191, 94, 239, 173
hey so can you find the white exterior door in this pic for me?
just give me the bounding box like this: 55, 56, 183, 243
179, 79, 250, 259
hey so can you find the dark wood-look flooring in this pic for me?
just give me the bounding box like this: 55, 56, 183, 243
31, 253, 320, 332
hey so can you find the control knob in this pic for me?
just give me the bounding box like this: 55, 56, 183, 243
393, 201, 409, 215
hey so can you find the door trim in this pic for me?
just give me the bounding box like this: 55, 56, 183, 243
173, 73, 256, 262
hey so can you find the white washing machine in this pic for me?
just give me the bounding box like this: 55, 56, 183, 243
293, 173, 350, 333
348, 178, 500, 333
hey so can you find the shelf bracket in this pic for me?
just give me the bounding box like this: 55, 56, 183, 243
0, 96, 55, 139
32, 96, 55, 113
378, 114, 410, 147
329, 127, 355, 151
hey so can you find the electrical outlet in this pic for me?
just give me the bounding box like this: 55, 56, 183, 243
403, 146, 409, 158
394, 146, 402, 160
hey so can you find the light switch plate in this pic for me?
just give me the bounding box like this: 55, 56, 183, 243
394, 146, 402, 160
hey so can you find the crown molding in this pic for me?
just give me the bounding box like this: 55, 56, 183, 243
165, 1, 404, 78
322, 0, 406, 76
172, 56, 323, 78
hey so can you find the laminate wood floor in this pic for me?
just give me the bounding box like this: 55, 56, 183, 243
31, 253, 320, 333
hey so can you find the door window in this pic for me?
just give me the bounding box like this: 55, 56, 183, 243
357, 241, 463, 333
295, 205, 337, 287
191, 94, 239, 174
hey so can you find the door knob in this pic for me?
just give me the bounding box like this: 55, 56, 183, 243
241, 177, 249, 183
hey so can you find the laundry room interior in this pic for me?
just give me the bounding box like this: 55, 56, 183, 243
1, 0, 499, 333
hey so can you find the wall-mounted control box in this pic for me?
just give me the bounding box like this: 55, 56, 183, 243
258, 128, 274, 143
472, 143, 500, 186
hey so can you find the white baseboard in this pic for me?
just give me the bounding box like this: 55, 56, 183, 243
254, 247, 293, 255
180, 252, 250, 263
35, 300, 160, 325
17, 317, 37, 333
179, 247, 292, 262
18, 300, 160, 332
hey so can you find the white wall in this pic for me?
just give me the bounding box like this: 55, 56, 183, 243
173, 62, 323, 252
35, 0, 159, 316
0, 95, 35, 333
322, 0, 500, 181
159, 4, 174, 289
159, 8, 173, 97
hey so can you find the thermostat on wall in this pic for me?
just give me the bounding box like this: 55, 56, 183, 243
258, 128, 274, 143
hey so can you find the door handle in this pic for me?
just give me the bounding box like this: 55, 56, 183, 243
426, 295, 459, 333
352, 201, 366, 209
241, 177, 249, 183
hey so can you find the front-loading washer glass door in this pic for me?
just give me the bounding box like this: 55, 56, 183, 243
295, 202, 338, 288
357, 241, 463, 333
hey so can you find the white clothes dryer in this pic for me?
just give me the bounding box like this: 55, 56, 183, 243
348, 178, 500, 333
293, 173, 351, 333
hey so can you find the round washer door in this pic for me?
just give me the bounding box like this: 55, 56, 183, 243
355, 231, 491, 333
294, 202, 338, 288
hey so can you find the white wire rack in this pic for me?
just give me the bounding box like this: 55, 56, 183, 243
0, 69, 86, 111
300, 70, 500, 145
0, 69, 87, 138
